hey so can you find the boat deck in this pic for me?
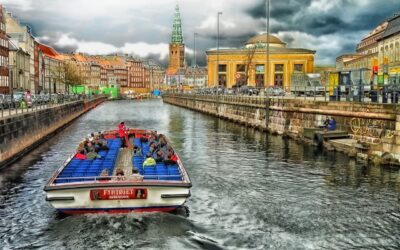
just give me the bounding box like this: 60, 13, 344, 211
114, 148, 133, 176
132, 138, 182, 181
53, 135, 183, 184
55, 139, 122, 184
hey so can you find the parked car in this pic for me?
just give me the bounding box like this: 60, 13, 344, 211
265, 87, 285, 96
3, 95, 16, 109
239, 85, 260, 96
0, 94, 5, 109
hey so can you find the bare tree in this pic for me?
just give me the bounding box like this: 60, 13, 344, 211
244, 45, 257, 85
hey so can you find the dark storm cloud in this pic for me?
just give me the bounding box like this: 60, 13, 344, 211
4, 0, 400, 66
303, 15, 347, 35
243, 0, 399, 36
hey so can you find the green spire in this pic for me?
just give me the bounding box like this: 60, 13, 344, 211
171, 4, 184, 44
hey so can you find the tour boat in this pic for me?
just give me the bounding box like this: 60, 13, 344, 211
44, 129, 192, 214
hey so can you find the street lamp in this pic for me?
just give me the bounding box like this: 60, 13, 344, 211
193, 32, 198, 68
216, 12, 222, 88
193, 32, 198, 87
265, 0, 271, 129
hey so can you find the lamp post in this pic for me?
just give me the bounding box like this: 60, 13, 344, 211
265, 0, 271, 129
266, 0, 270, 88
194, 32, 198, 87
216, 12, 222, 88
193, 32, 198, 67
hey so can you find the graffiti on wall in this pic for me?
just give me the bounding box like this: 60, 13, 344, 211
349, 118, 394, 142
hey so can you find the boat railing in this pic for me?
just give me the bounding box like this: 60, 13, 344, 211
53, 174, 183, 184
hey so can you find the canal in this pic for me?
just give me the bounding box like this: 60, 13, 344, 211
0, 99, 399, 249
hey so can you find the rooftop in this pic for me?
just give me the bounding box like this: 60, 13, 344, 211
379, 14, 400, 40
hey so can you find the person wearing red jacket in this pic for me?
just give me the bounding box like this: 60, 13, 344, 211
171, 153, 178, 163
118, 122, 129, 147
75, 150, 87, 160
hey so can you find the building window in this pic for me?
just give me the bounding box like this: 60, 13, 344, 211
294, 64, 303, 73
255, 64, 264, 87
235, 64, 246, 86
274, 64, 284, 87
218, 64, 227, 87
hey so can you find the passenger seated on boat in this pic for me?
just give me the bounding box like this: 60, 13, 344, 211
143, 153, 156, 167
171, 153, 178, 163
86, 142, 100, 153
148, 135, 157, 146
98, 134, 108, 146
149, 144, 158, 154
164, 150, 178, 165
130, 169, 144, 181
160, 142, 169, 154
140, 134, 149, 143
94, 137, 109, 151
158, 134, 167, 144
133, 145, 142, 156
87, 149, 101, 160
115, 168, 125, 181
99, 169, 111, 181
163, 153, 174, 165
88, 132, 95, 141
75, 150, 87, 160
155, 151, 164, 163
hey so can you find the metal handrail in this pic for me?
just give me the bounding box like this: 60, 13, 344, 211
0, 94, 104, 118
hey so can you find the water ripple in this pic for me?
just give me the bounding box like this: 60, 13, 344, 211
0, 100, 399, 249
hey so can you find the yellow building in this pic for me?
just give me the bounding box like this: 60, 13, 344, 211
377, 14, 400, 84
206, 33, 315, 89
336, 21, 388, 84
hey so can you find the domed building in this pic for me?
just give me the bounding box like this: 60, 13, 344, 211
206, 33, 316, 88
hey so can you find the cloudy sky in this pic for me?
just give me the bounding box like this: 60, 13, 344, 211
2, 0, 400, 66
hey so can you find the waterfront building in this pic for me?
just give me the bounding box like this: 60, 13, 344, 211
336, 21, 388, 83
4, 10, 35, 93
166, 4, 185, 86
377, 14, 400, 84
335, 13, 400, 85
126, 58, 147, 93
8, 40, 30, 92
143, 60, 165, 91
105, 56, 128, 89
183, 67, 208, 87
34, 41, 42, 93
206, 33, 315, 89
0, 5, 9, 94
37, 43, 65, 94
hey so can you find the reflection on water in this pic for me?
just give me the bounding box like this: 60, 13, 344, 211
0, 99, 399, 249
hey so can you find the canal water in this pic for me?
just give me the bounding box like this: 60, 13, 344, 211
0, 99, 399, 250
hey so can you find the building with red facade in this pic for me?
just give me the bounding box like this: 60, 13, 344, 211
0, 5, 9, 94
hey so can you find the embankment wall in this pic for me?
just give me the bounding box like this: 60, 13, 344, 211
163, 94, 400, 162
0, 97, 105, 168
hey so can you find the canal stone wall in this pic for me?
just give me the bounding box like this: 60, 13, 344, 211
163, 94, 400, 164
0, 97, 105, 169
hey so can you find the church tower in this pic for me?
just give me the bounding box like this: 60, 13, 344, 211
167, 4, 185, 75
